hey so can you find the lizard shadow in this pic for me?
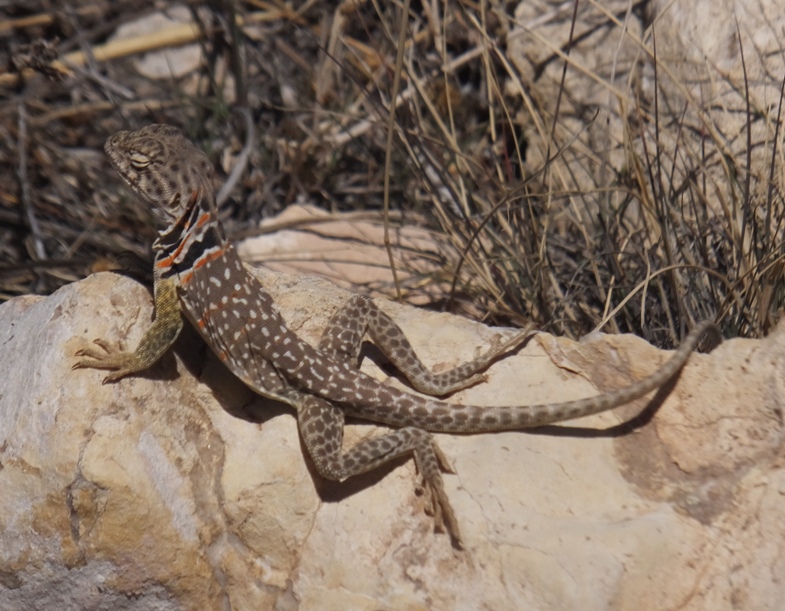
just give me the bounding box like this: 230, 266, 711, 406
527, 369, 682, 438
356, 336, 682, 442
173, 328, 404, 503
300, 421, 410, 505
173, 326, 683, 505
531, 324, 723, 439
305, 371, 688, 503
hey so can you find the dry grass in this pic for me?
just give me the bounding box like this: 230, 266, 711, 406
1, 0, 783, 347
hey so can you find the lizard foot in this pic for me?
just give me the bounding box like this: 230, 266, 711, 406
73, 339, 138, 383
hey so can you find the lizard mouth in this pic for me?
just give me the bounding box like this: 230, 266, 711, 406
104, 131, 146, 199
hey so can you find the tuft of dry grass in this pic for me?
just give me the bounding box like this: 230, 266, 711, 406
1, 1, 783, 347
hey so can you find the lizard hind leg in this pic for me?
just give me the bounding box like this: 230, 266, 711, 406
324, 294, 535, 397
297, 396, 463, 547
306, 295, 470, 546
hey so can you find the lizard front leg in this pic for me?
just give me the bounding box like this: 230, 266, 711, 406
322, 294, 534, 395
73, 276, 183, 383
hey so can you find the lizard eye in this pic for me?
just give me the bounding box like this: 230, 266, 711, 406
129, 152, 151, 169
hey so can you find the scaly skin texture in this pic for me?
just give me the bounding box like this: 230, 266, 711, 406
74, 124, 721, 548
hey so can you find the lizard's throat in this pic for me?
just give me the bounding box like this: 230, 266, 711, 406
153, 194, 227, 276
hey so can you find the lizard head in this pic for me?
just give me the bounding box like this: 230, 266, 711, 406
105, 124, 215, 226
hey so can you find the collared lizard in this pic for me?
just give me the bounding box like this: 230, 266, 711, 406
74, 124, 719, 547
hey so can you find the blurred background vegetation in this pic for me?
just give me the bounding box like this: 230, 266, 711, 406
1, 0, 783, 347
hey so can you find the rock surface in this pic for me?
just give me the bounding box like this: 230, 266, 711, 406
507, 0, 785, 214
238, 203, 449, 305
1, 267, 783, 610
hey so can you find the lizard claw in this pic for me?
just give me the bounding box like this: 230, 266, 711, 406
419, 477, 464, 549
101, 372, 123, 385
73, 339, 115, 369
74, 338, 116, 361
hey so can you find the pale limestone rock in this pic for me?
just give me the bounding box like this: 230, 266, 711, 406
238, 203, 451, 306
1, 268, 783, 609
106, 5, 232, 103
507, 0, 785, 223
507, 0, 645, 199
645, 0, 785, 213
109, 6, 201, 80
